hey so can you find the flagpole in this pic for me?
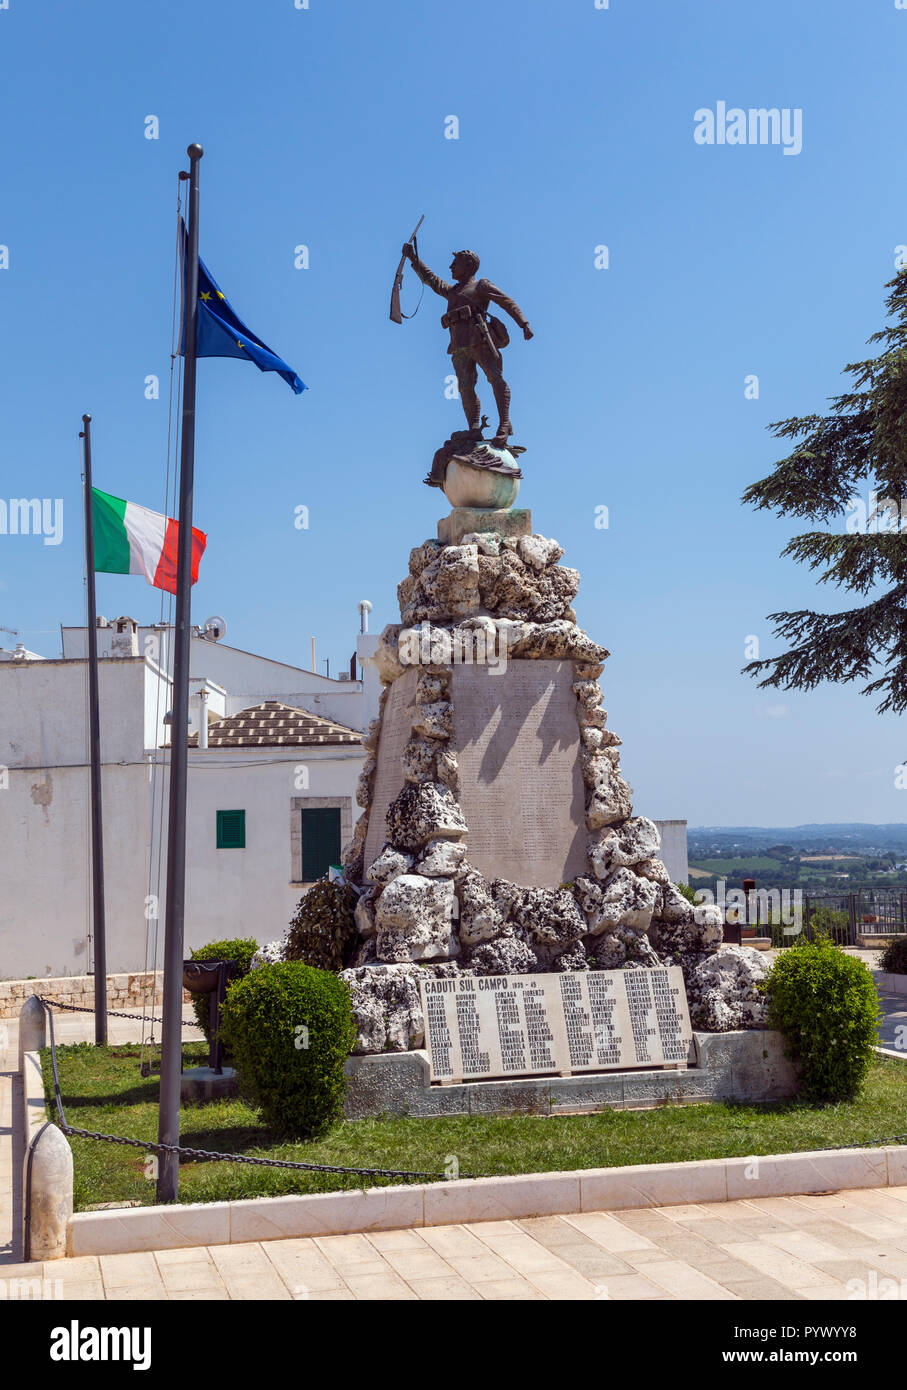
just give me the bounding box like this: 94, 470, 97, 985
80, 414, 108, 1047
157, 141, 203, 1203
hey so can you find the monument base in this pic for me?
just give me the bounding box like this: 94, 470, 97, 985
438, 506, 532, 546
342, 1030, 798, 1120
180, 1066, 238, 1102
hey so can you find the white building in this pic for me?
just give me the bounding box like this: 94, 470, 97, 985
0, 617, 381, 979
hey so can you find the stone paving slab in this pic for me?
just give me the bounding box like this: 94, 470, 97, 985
4, 1192, 907, 1300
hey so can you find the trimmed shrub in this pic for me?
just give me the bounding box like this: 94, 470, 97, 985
764, 937, 881, 1102
285, 879, 357, 972
880, 936, 907, 974
188, 937, 259, 1044
218, 961, 356, 1138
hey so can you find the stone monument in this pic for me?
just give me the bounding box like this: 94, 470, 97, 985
338, 513, 751, 1053
220, 232, 776, 1116
328, 232, 773, 1081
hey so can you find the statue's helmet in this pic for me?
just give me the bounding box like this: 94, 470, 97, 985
452, 249, 480, 275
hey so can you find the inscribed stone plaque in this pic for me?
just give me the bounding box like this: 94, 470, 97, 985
363, 658, 587, 886
418, 968, 693, 1083
450, 660, 586, 886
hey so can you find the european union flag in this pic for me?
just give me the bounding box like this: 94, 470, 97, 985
181, 221, 306, 394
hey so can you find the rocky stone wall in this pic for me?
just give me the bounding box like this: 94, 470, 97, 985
338, 527, 768, 1055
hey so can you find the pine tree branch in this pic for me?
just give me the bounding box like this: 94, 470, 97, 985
742, 410, 875, 520
742, 584, 907, 712
781, 531, 907, 593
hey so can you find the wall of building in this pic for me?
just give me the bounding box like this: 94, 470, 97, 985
0, 657, 147, 768
655, 819, 689, 886
173, 747, 363, 953
62, 626, 368, 729
0, 659, 156, 978
1, 758, 151, 978
0, 655, 365, 977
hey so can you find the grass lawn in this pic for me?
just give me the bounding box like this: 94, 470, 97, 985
42, 1043, 907, 1211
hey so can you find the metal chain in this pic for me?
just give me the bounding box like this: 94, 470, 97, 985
38, 996, 465, 1181
56, 1122, 444, 1179
37, 996, 164, 1024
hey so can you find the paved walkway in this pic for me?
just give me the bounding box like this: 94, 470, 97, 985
5, 1191, 907, 1300
1, 975, 905, 1301
877, 992, 907, 1051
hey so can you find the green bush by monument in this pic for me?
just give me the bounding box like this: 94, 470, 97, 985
188, 936, 258, 1043
285, 878, 357, 972
879, 936, 907, 974
765, 937, 880, 1101
218, 961, 356, 1138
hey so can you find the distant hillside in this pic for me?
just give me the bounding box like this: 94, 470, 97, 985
689, 824, 907, 854
686, 824, 907, 891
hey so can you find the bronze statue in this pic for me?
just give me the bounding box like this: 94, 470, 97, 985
401, 242, 533, 453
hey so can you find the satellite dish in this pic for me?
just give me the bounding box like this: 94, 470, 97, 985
203, 615, 227, 642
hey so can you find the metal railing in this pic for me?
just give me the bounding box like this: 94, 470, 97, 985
766, 891, 907, 948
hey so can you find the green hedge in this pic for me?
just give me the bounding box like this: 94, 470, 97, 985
879, 937, 907, 975
188, 937, 259, 1044
765, 937, 880, 1101
285, 879, 357, 972
218, 961, 356, 1138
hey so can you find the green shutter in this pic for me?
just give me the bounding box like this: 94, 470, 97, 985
301, 807, 341, 881
216, 809, 245, 849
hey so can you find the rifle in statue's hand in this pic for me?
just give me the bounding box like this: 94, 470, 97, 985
390, 215, 424, 323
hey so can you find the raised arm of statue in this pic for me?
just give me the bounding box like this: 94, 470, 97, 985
407, 250, 453, 299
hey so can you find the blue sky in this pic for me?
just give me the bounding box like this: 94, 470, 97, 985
2, 0, 906, 825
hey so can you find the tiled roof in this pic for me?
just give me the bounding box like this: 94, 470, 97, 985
187, 700, 362, 748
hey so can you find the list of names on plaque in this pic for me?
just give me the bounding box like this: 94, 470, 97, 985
418, 968, 693, 1083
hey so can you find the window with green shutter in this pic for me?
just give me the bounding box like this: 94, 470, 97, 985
301, 807, 341, 881
216, 809, 246, 849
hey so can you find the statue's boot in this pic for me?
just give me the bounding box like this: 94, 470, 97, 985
490, 377, 512, 448
460, 386, 481, 434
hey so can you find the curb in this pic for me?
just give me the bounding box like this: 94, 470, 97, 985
63, 1141, 907, 1258
875, 971, 907, 997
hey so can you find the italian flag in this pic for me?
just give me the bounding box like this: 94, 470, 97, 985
91, 488, 207, 594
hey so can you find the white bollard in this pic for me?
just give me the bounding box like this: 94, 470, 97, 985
18, 995, 46, 1069
25, 1122, 73, 1261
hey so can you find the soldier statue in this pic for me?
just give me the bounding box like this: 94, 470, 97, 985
401, 242, 533, 453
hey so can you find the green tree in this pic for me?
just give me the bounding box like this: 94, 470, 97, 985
742, 269, 907, 713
